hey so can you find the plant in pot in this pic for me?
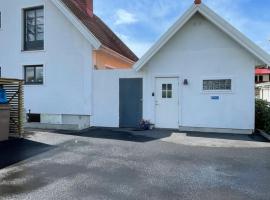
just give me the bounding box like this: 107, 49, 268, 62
139, 119, 154, 130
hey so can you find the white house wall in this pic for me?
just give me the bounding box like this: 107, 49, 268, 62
0, 0, 93, 117
142, 13, 257, 131
92, 70, 143, 127
92, 13, 258, 132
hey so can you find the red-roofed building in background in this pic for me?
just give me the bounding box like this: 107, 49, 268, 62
255, 67, 270, 83
255, 67, 270, 103
61, 0, 138, 69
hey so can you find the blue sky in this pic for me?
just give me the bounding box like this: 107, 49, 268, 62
94, 0, 270, 58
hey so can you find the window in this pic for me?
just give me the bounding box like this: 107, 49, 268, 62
24, 65, 43, 85
24, 6, 44, 51
203, 79, 232, 91
162, 84, 172, 98
27, 113, 41, 123
259, 76, 263, 82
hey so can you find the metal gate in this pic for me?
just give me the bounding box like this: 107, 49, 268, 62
119, 78, 143, 128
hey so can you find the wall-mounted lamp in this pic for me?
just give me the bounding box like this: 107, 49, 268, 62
183, 79, 188, 85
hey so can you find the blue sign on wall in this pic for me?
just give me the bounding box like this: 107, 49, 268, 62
211, 96, 220, 100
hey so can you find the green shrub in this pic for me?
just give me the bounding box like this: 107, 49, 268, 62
255, 99, 270, 133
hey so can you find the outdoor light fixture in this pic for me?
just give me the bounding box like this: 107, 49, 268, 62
183, 79, 188, 85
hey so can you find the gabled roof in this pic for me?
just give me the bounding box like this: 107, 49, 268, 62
134, 3, 270, 71
51, 0, 138, 62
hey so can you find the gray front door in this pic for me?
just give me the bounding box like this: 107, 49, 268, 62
119, 78, 143, 128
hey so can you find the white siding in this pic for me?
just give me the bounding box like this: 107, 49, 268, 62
0, 0, 93, 116
143, 13, 256, 130
92, 70, 143, 127
93, 13, 257, 132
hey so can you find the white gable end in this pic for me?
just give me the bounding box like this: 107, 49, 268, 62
145, 13, 260, 70
134, 4, 270, 71
139, 9, 257, 131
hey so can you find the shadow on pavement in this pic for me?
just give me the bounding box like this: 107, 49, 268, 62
54, 128, 159, 143
0, 138, 54, 169
26, 127, 269, 144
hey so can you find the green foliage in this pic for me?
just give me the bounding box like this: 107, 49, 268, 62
255, 99, 270, 133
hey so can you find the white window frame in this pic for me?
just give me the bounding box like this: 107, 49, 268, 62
201, 77, 234, 94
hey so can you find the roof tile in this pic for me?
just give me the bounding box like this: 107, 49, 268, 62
61, 0, 138, 61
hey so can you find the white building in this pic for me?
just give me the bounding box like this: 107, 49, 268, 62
1, 0, 270, 134
92, 1, 270, 134
256, 83, 270, 103
255, 68, 270, 103
0, 0, 137, 130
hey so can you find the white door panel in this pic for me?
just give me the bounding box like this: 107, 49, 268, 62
155, 78, 179, 128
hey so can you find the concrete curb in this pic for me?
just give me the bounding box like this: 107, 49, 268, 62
258, 129, 270, 141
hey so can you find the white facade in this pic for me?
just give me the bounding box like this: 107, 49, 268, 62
1, 2, 270, 133
92, 6, 270, 134
92, 70, 143, 127
256, 83, 270, 103
0, 0, 94, 129
142, 13, 258, 132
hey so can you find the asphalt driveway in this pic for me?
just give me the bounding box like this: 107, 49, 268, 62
0, 128, 270, 200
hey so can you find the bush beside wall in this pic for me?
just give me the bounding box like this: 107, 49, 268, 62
255, 99, 270, 133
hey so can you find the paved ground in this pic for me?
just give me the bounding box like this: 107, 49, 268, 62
0, 138, 53, 169
0, 128, 270, 200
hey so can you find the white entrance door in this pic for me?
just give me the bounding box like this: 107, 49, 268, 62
155, 77, 179, 128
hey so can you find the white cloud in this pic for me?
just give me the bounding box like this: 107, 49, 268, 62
96, 0, 270, 56
115, 9, 138, 25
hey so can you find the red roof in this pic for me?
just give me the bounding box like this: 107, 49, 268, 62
256, 68, 270, 75
61, 0, 138, 62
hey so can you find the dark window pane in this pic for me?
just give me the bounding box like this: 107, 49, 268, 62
27, 10, 35, 19
36, 32, 43, 41
24, 65, 43, 85
167, 84, 172, 90
27, 33, 35, 42
36, 24, 44, 33
203, 79, 232, 91
162, 84, 166, 90
36, 67, 43, 83
24, 6, 44, 51
162, 91, 166, 98
25, 67, 35, 83
36, 9, 43, 17
167, 91, 172, 98
36, 17, 43, 25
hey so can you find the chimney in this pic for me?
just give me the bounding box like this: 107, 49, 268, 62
85, 0, 93, 17
194, 0, 201, 4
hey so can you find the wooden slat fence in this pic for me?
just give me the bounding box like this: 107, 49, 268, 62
0, 78, 24, 137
